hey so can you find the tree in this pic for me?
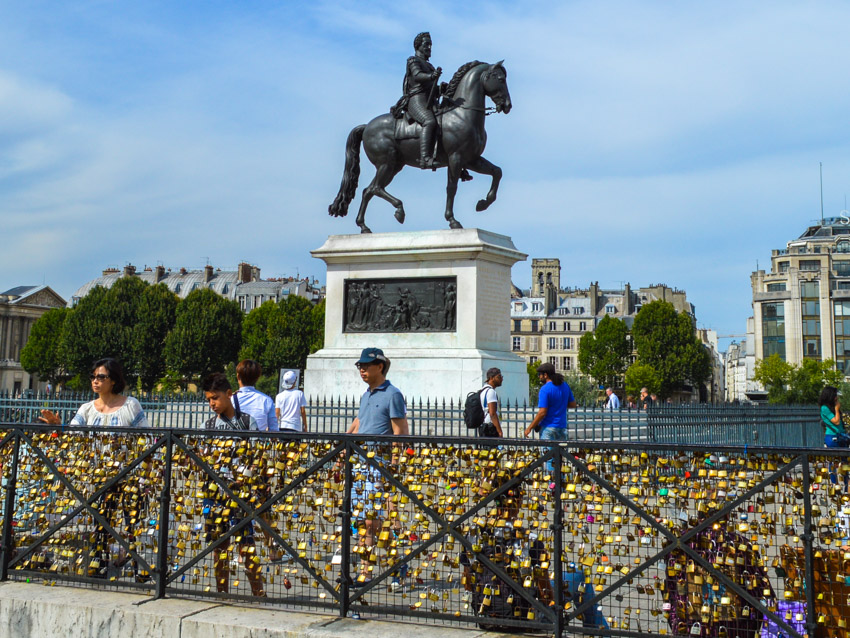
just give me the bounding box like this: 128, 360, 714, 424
755, 354, 843, 404
753, 354, 793, 403
577, 315, 630, 388
631, 300, 711, 398
239, 295, 325, 391
165, 289, 242, 385
527, 359, 541, 404
135, 284, 179, 391
20, 307, 71, 384
624, 362, 660, 399
564, 372, 598, 406
60, 285, 110, 380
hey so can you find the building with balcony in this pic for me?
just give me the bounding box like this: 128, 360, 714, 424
751, 217, 850, 375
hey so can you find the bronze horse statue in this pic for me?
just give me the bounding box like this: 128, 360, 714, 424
329, 60, 512, 233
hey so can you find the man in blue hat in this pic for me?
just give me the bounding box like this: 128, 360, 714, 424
347, 347, 409, 435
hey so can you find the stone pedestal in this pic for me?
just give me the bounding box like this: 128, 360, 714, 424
305, 229, 528, 404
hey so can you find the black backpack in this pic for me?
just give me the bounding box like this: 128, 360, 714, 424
464, 386, 488, 429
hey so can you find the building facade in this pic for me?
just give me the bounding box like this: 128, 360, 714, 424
70, 263, 325, 312
0, 286, 67, 394
511, 259, 720, 400
751, 217, 850, 375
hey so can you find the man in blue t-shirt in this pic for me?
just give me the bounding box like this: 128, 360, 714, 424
524, 362, 577, 440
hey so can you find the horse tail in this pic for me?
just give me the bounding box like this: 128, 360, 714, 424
328, 124, 366, 218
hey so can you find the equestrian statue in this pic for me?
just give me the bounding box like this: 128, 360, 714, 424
328, 32, 512, 233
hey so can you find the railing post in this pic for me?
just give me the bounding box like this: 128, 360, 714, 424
340, 439, 353, 617
155, 431, 173, 599
551, 440, 564, 638
801, 454, 817, 638
0, 430, 20, 581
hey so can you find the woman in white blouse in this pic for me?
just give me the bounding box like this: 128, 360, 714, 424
39, 358, 148, 427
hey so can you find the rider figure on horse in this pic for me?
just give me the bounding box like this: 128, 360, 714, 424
390, 31, 442, 169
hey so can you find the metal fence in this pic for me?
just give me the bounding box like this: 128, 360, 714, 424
1, 423, 847, 638
0, 390, 821, 446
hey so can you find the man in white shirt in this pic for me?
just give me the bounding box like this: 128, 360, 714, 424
275, 370, 307, 432
605, 387, 620, 411
232, 359, 278, 432
479, 367, 503, 437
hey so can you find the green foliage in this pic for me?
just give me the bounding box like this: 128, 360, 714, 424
564, 372, 598, 407
135, 284, 179, 391
165, 288, 242, 385
527, 359, 541, 403
239, 295, 324, 390
631, 300, 711, 399
754, 354, 843, 404
625, 362, 660, 398
59, 285, 110, 379
20, 307, 71, 384
577, 315, 630, 387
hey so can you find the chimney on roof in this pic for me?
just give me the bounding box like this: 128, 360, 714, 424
102, 267, 119, 275
123, 264, 136, 277
624, 283, 632, 315
238, 262, 252, 284
179, 267, 187, 275
204, 264, 214, 283
589, 281, 599, 315
155, 265, 166, 283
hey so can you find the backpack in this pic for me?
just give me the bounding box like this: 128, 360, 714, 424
464, 386, 489, 429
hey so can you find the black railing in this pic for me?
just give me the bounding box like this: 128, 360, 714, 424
0, 392, 821, 445
1, 422, 847, 637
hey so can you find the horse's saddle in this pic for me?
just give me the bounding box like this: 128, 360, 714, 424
394, 116, 423, 141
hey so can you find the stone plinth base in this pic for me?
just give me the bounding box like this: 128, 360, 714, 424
305, 229, 528, 404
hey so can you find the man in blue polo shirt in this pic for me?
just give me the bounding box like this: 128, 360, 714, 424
347, 347, 409, 435
345, 347, 408, 587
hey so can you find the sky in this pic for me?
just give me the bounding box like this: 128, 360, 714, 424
3, 1, 850, 352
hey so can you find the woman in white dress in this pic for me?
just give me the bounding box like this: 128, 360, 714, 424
37, 358, 149, 579
39, 358, 148, 427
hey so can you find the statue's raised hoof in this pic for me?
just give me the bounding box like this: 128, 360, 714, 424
394, 208, 406, 224
476, 199, 489, 212
359, 226, 372, 234
449, 220, 463, 230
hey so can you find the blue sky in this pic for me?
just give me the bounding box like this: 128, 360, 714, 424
3, 1, 850, 351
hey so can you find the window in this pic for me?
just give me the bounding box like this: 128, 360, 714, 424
513, 302, 523, 313
512, 337, 521, 351
837, 281, 850, 291
548, 337, 558, 349
549, 321, 557, 331
530, 320, 539, 332
513, 320, 521, 332
532, 302, 542, 312
800, 260, 820, 271
558, 308, 569, 316
778, 261, 790, 273
174, 283, 182, 294
529, 356, 538, 364
835, 261, 850, 276
766, 283, 786, 292
191, 282, 200, 291
208, 283, 215, 289
548, 356, 557, 368
562, 337, 571, 349
814, 246, 821, 254
575, 307, 585, 315
563, 357, 572, 371
835, 301, 850, 375
579, 322, 587, 331
605, 305, 616, 314
836, 241, 850, 254
762, 302, 786, 359
801, 281, 819, 297
222, 283, 229, 294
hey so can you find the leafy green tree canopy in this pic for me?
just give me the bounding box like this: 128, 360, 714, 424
577, 315, 630, 388
20, 307, 71, 385
135, 283, 179, 391
754, 354, 843, 404
625, 362, 660, 398
165, 288, 242, 385
631, 300, 711, 399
